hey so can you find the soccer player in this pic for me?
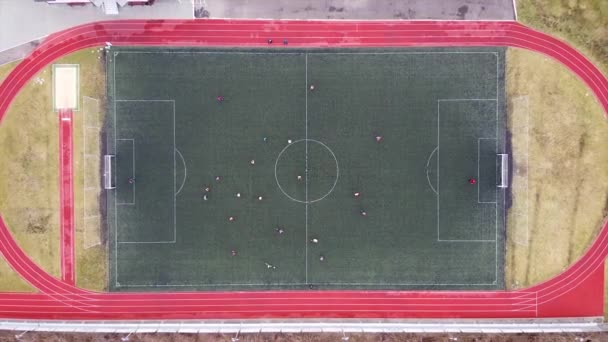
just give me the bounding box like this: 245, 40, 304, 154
468, 178, 477, 185
267, 39, 273, 44
215, 176, 221, 182
353, 192, 361, 198
275, 226, 285, 234
319, 255, 325, 262
375, 135, 383, 142
250, 159, 256, 165
231, 249, 237, 257
236, 192, 241, 198
128, 177, 135, 184
360, 209, 367, 216
216, 95, 224, 103
297, 175, 303, 181
258, 196, 263, 201
310, 238, 319, 244
309, 84, 315, 91
228, 216, 236, 222
203, 186, 211, 192
265, 262, 276, 269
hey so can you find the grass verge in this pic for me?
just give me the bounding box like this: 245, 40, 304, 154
0, 60, 35, 292
505, 48, 608, 289
0, 58, 60, 290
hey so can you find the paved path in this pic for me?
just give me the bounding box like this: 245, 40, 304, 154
197, 0, 516, 20
1, 1, 516, 54
0, 0, 192, 52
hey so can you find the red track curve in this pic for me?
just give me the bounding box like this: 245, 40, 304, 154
0, 20, 606, 320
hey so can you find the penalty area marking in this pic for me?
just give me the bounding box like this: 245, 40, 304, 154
115, 138, 135, 206
436, 100, 499, 253
175, 148, 187, 196
425, 146, 439, 195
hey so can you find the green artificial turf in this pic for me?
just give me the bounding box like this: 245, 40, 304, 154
106, 47, 506, 291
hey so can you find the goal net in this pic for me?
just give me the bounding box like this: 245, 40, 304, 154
104, 154, 116, 189
497, 153, 509, 188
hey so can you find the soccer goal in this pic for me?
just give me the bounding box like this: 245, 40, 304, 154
497, 153, 509, 188
104, 154, 116, 190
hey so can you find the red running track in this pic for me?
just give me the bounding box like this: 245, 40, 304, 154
0, 20, 606, 320
59, 108, 75, 286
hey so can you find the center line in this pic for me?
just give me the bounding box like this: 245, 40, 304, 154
305, 53, 309, 284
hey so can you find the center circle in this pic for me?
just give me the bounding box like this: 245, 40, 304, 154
274, 139, 339, 204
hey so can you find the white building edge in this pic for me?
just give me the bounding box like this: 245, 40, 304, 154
42, 0, 152, 15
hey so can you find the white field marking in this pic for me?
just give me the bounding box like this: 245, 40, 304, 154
477, 138, 498, 204
495, 52, 500, 284
190, 17, 519, 22
61, 117, 71, 121
510, 95, 530, 246
175, 148, 187, 196
52, 64, 79, 111
82, 96, 103, 250
113, 54, 118, 287
512, 0, 519, 20
82, 96, 100, 128
115, 139, 135, 205
114, 101, 177, 245
110, 51, 503, 288
425, 146, 439, 195
120, 51, 499, 56
274, 139, 339, 204
113, 47, 176, 287
305, 53, 309, 284
116, 281, 503, 287
83, 215, 102, 250
436, 98, 499, 260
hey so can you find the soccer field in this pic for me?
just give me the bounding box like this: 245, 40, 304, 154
106, 47, 507, 291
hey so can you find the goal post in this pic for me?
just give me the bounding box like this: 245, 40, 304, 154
104, 154, 116, 190
497, 153, 509, 188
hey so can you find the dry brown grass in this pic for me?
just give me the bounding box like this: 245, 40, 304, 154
0, 48, 107, 292
0, 61, 35, 292
505, 48, 608, 289
0, 58, 61, 286
0, 61, 19, 84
